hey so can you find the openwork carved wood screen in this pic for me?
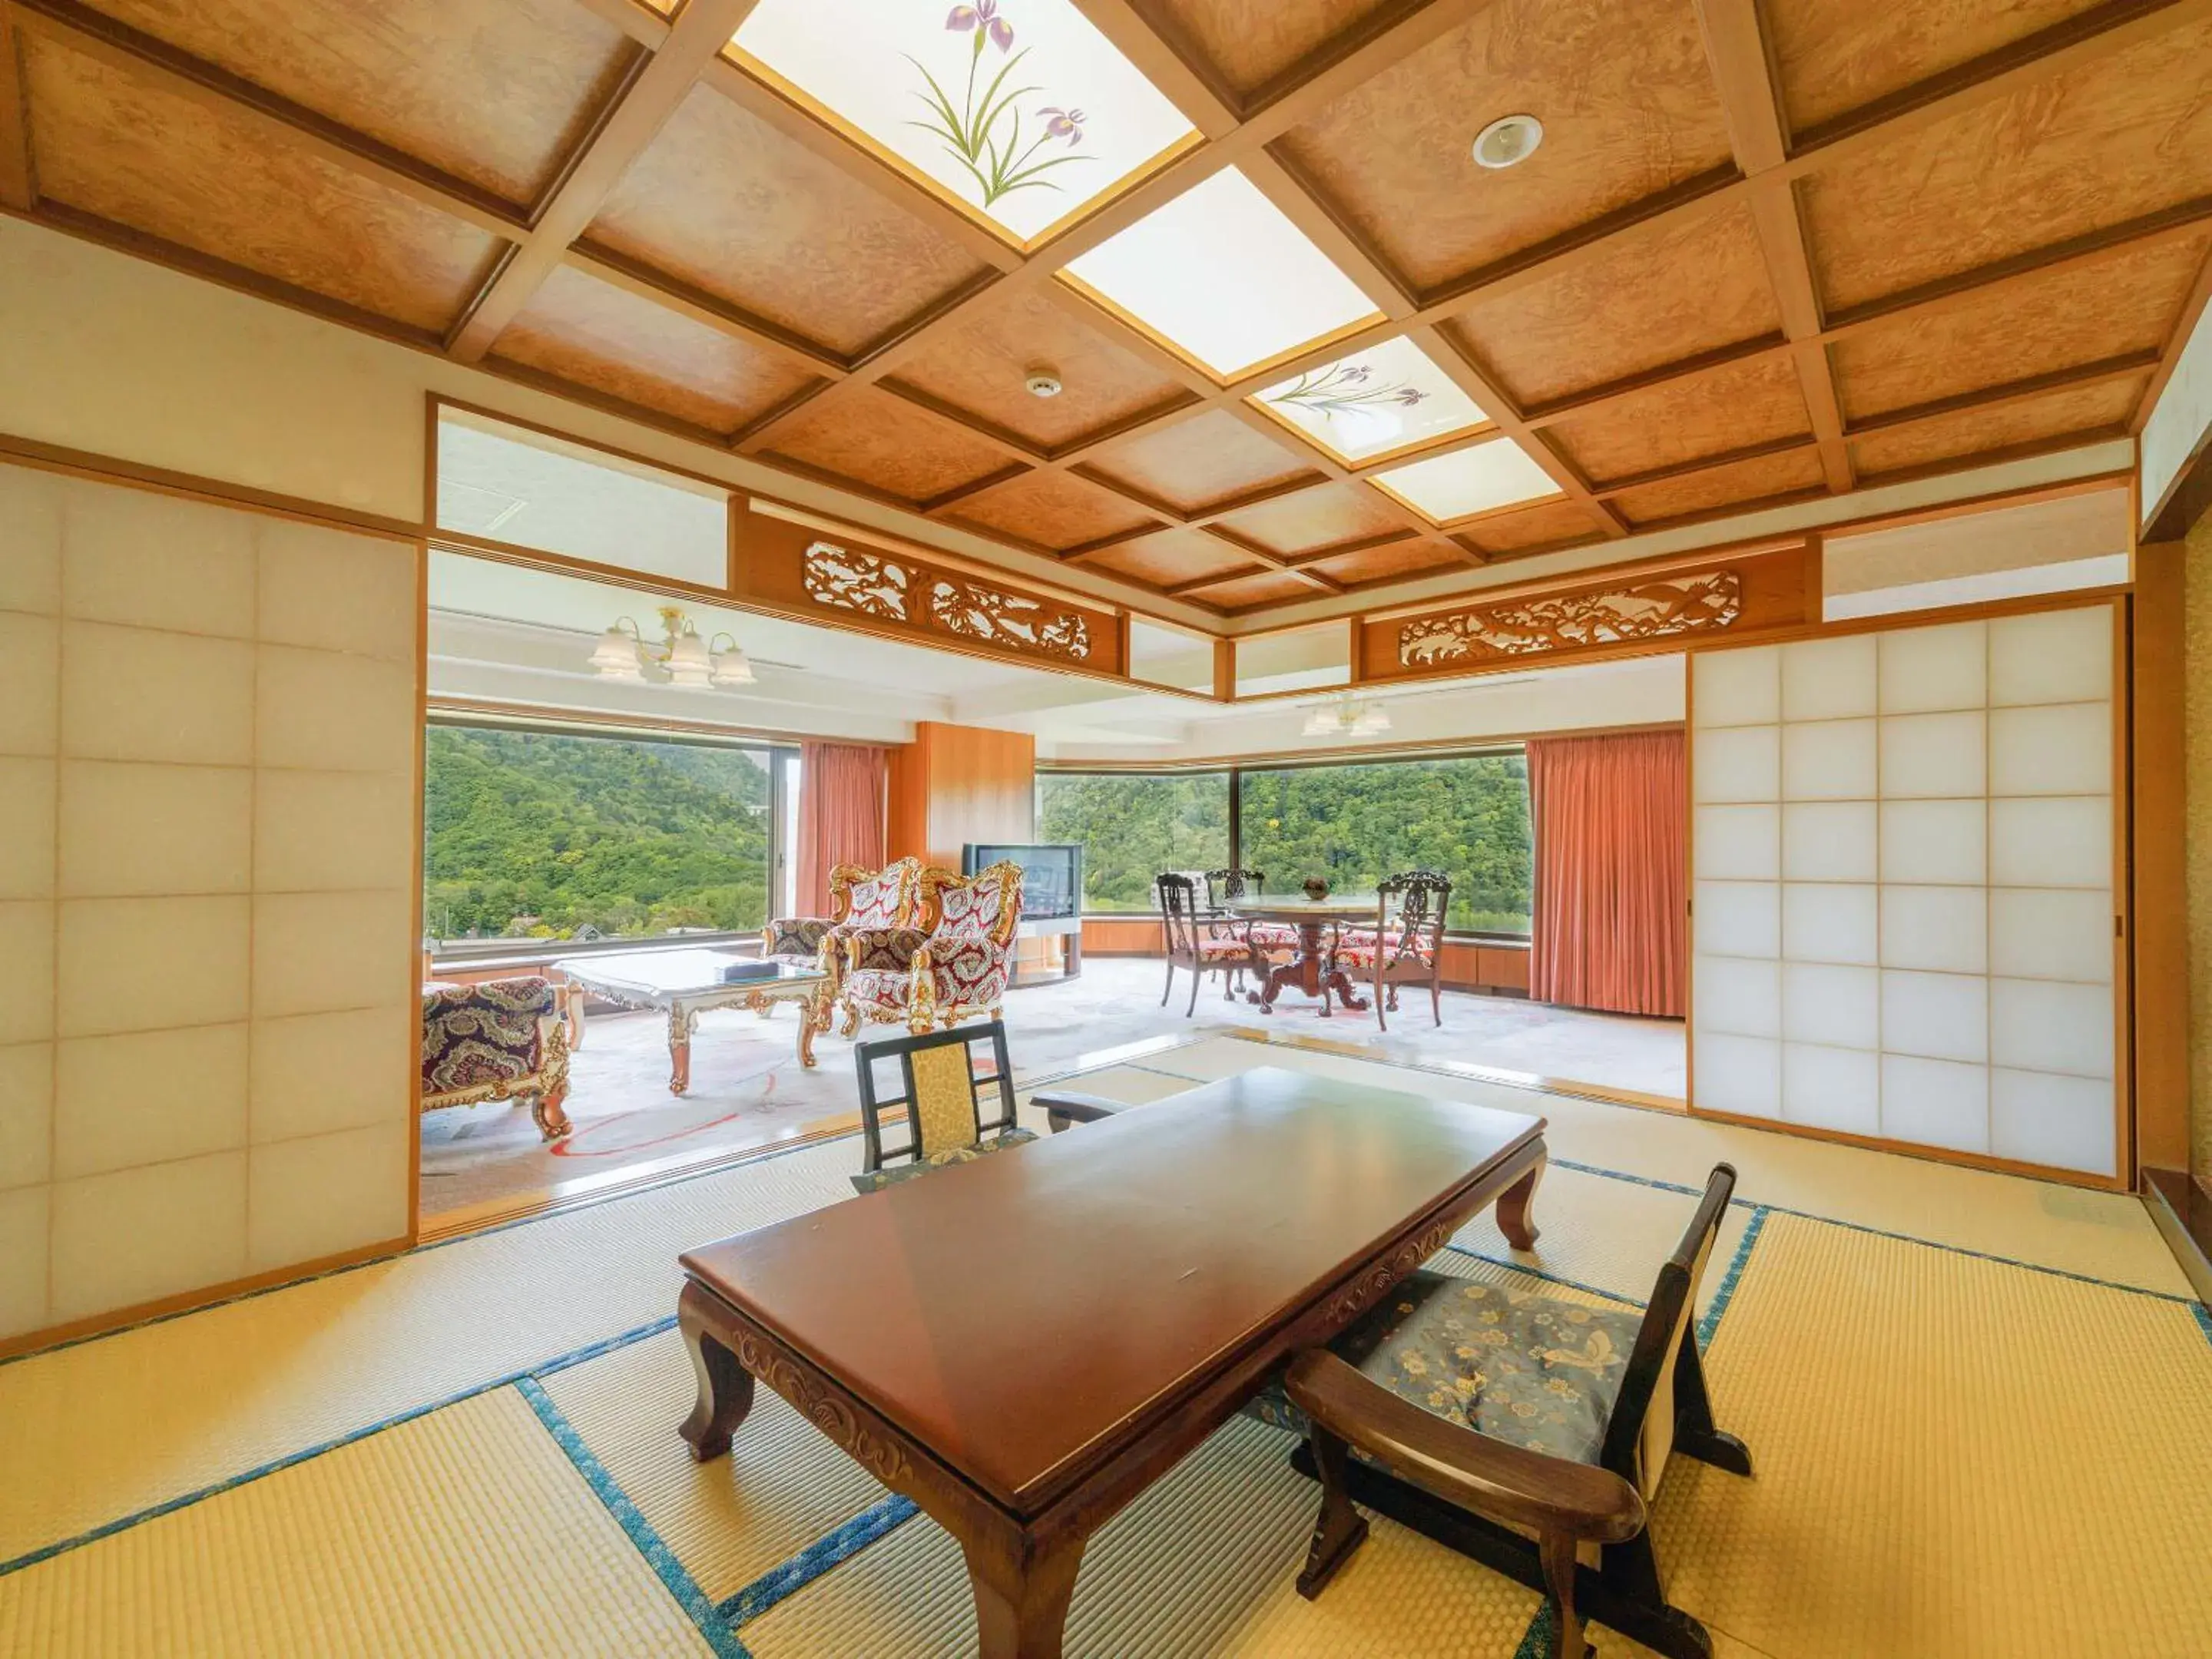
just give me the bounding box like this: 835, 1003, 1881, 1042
738, 507, 1121, 675
1360, 546, 1813, 684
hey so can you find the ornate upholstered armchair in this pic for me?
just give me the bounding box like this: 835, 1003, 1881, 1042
762, 857, 923, 988
1330, 869, 1452, 1031
420, 975, 572, 1141
1274, 1164, 1751, 1659
838, 860, 1024, 1036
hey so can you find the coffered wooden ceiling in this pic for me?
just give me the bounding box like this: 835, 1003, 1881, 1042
2, 0, 2207, 620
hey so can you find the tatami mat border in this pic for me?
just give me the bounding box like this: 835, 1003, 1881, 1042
518, 1376, 751, 1658
717, 1497, 919, 1624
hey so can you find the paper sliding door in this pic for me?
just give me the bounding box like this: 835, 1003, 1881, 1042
1688, 602, 2123, 1180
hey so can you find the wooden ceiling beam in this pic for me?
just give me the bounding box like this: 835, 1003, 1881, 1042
10, 0, 529, 240
445, 0, 759, 363
1694, 0, 1853, 495
563, 240, 847, 376
2135, 237, 2212, 433
0, 2, 31, 210
567, 0, 674, 51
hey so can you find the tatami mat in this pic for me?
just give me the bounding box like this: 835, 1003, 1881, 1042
0, 1388, 710, 1657
0, 1135, 856, 1568
541, 1326, 888, 1604
1651, 1214, 2212, 1657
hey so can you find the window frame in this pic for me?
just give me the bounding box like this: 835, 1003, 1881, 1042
1035, 743, 1535, 942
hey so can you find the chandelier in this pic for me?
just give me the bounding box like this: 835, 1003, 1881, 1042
589, 605, 755, 688
1301, 694, 1392, 737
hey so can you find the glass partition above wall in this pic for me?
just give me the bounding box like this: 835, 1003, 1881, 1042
1238, 753, 1532, 935
434, 406, 730, 589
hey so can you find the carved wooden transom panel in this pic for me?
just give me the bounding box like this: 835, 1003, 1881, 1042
1398, 569, 1743, 667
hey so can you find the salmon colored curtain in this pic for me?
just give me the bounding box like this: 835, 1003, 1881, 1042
1526, 730, 1686, 1018
796, 742, 888, 916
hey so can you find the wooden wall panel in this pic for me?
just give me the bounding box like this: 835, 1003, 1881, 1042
1828, 232, 2212, 422
2134, 547, 2189, 1172
1143, 0, 1397, 98
492, 263, 820, 432
1800, 20, 2212, 312
25, 35, 502, 332
889, 720, 1037, 872
1847, 378, 2144, 479
1081, 916, 1165, 954
1086, 410, 1317, 514
949, 470, 1158, 551
1275, 0, 1733, 291
890, 288, 1187, 449
1445, 195, 1782, 407
87, 0, 637, 206
1767, 0, 2113, 136
1548, 353, 1813, 484
585, 85, 987, 357
761, 386, 1008, 503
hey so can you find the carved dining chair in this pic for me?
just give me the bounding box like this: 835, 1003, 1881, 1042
1157, 872, 1259, 1016
1331, 869, 1452, 1031
1279, 1164, 1751, 1659
850, 1018, 1122, 1194
1204, 866, 1299, 965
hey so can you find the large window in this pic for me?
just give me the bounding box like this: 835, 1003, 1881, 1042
424, 724, 780, 942
1239, 754, 1532, 935
1035, 772, 1230, 913
1036, 750, 1533, 935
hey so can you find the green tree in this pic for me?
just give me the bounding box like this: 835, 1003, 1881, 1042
422, 727, 771, 940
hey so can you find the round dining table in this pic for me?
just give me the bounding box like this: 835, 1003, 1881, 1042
1224, 893, 1380, 1015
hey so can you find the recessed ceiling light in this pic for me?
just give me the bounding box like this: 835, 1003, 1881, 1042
1472, 114, 1543, 169
1025, 367, 1064, 399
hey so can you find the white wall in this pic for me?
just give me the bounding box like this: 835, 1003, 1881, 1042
0, 462, 420, 1342
2143, 296, 2212, 528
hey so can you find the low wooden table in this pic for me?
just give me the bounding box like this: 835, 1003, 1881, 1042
550, 949, 832, 1093
677, 1066, 1545, 1657
1228, 895, 1382, 1015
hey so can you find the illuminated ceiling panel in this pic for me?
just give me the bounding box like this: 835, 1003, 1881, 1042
730, 0, 1196, 242
1061, 167, 1381, 379
1253, 335, 1488, 464
1373, 437, 1561, 523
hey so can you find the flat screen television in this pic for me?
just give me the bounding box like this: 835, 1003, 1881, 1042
965, 843, 1081, 921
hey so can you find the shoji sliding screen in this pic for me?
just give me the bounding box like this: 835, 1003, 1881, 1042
1689, 602, 2122, 1179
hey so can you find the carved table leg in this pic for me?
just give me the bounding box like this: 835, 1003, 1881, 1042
667, 1005, 694, 1096
1497, 1151, 1546, 1250
564, 984, 586, 1050
1325, 968, 1371, 1012
677, 1282, 757, 1462
964, 1533, 1085, 1659
796, 989, 824, 1068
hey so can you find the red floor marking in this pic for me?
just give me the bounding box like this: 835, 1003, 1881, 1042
550, 1108, 753, 1158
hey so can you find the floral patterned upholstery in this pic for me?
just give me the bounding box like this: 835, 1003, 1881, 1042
838, 862, 1024, 1036
421, 975, 571, 1141
760, 915, 830, 964
1247, 1271, 1639, 1465
848, 1127, 1038, 1194
1333, 938, 1435, 970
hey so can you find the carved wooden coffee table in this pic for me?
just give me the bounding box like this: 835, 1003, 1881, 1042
677, 1066, 1545, 1657
550, 948, 832, 1093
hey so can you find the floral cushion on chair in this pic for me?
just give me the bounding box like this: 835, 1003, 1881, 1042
1245, 1271, 1640, 1465
1334, 939, 1434, 970
839, 968, 914, 1023
849, 1128, 1038, 1194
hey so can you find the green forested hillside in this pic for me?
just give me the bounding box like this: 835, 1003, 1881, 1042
1037, 755, 1532, 933
423, 727, 770, 939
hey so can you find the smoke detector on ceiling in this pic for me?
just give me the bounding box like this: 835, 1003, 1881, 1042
1472, 114, 1543, 169
1024, 367, 1064, 399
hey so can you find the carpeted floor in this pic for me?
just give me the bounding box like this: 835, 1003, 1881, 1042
421, 954, 1684, 1220
6, 1034, 2207, 1657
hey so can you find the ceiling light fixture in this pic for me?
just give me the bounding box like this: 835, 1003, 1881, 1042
1301, 694, 1392, 738
589, 606, 755, 690
1472, 113, 1543, 169
1024, 367, 1064, 399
